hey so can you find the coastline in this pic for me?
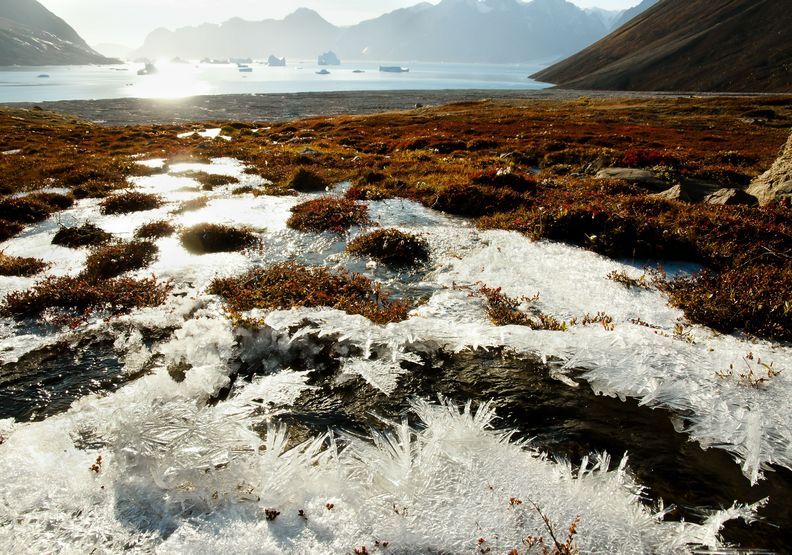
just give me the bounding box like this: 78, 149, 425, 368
1, 88, 742, 126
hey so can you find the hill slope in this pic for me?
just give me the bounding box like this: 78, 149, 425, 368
0, 0, 116, 65
532, 0, 792, 92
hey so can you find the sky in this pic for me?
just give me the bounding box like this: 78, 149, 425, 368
38, 0, 642, 47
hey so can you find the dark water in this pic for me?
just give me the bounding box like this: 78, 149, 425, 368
0, 337, 132, 422
3, 330, 790, 551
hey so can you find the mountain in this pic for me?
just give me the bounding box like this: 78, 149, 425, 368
610, 0, 656, 29
532, 0, 792, 92
133, 0, 619, 64
0, 0, 118, 65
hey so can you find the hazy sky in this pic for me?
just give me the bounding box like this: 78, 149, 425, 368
38, 0, 642, 46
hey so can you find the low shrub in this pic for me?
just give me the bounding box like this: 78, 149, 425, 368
0, 220, 24, 242
174, 171, 239, 190
347, 229, 429, 266
180, 223, 259, 254
209, 261, 410, 324
430, 184, 525, 217
100, 191, 163, 215
1, 275, 171, 320
134, 220, 176, 239
472, 170, 537, 193
71, 180, 125, 199
52, 223, 112, 248
658, 264, 792, 342
0, 253, 48, 277
173, 196, 210, 214
82, 241, 159, 280
28, 192, 75, 210
287, 198, 372, 233
288, 167, 328, 193
0, 196, 52, 223
619, 148, 680, 169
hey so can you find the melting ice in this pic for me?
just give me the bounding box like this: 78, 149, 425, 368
0, 158, 789, 552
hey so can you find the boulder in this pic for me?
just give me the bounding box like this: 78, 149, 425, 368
652, 178, 721, 203
703, 188, 758, 206
747, 133, 792, 205
595, 168, 669, 192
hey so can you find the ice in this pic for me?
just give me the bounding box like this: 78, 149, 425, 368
176, 129, 231, 141
0, 390, 754, 553
1, 157, 790, 550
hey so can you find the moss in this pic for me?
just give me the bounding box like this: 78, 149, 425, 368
0, 253, 48, 277
52, 223, 112, 248
100, 191, 163, 215
287, 167, 329, 192
180, 223, 259, 254
347, 229, 429, 266
209, 262, 410, 325
82, 241, 159, 280
0, 275, 171, 320
287, 198, 372, 233
134, 220, 176, 239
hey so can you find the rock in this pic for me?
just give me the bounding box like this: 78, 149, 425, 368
652, 178, 721, 203
596, 168, 669, 192
703, 188, 758, 206
747, 133, 792, 205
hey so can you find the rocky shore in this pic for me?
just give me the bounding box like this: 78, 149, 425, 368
5, 88, 748, 126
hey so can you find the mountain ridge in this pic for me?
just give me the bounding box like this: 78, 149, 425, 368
532, 0, 792, 92
132, 0, 635, 64
0, 0, 117, 65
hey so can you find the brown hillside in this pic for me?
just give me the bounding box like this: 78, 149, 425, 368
532, 0, 792, 92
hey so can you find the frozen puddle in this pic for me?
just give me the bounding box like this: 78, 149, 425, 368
0, 157, 789, 552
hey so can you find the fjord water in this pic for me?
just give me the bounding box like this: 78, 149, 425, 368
0, 61, 549, 103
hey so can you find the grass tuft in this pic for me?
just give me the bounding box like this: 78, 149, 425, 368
347, 229, 429, 266
0, 253, 48, 277
82, 240, 159, 280
288, 167, 329, 192
209, 261, 410, 324
1, 275, 171, 320
135, 220, 176, 239
100, 191, 163, 215
180, 223, 259, 254
288, 197, 372, 233
52, 223, 112, 248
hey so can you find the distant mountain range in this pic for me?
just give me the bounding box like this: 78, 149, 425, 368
132, 0, 654, 64
532, 0, 792, 92
0, 0, 117, 65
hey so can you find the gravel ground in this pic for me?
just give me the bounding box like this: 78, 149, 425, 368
4, 88, 708, 125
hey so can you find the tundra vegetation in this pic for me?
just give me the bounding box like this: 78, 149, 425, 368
0, 96, 789, 338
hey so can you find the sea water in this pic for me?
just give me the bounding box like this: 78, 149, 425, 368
0, 61, 550, 103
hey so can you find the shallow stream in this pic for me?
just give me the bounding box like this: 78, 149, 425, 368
1, 153, 790, 553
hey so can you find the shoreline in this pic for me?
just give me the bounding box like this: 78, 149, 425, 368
2, 88, 773, 126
